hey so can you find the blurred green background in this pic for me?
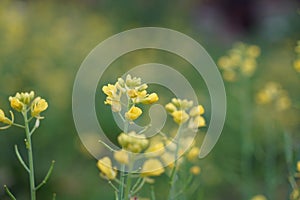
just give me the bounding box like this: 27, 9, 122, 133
0, 0, 299, 199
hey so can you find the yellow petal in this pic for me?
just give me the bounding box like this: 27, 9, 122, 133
141, 159, 164, 177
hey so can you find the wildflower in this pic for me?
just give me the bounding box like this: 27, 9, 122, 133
0, 109, 13, 125
141, 159, 164, 177
294, 59, 300, 72
190, 166, 201, 175
142, 93, 159, 104
9, 97, 24, 112
97, 157, 117, 180
188, 115, 206, 129
189, 105, 205, 117
187, 147, 200, 161
125, 106, 142, 121
145, 142, 165, 157
31, 97, 48, 118
118, 131, 149, 153
165, 103, 177, 113
125, 74, 141, 87
297, 161, 300, 172
102, 83, 122, 112
172, 110, 189, 124
246, 45, 261, 58
102, 84, 117, 97
114, 150, 129, 164
290, 189, 300, 200
171, 98, 193, 110
251, 195, 267, 200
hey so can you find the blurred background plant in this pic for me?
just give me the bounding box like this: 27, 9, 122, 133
0, 0, 299, 199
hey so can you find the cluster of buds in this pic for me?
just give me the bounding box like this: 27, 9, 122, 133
9, 91, 48, 118
118, 131, 149, 153
102, 74, 159, 117
97, 157, 117, 180
218, 42, 261, 82
0, 91, 48, 129
294, 40, 300, 73
165, 98, 206, 129
255, 82, 291, 111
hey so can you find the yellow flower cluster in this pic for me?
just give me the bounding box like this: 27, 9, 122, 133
0, 109, 13, 125
294, 40, 300, 73
218, 42, 261, 82
165, 98, 206, 128
255, 82, 291, 111
8, 91, 48, 118
102, 75, 159, 117
118, 131, 149, 153
97, 157, 117, 180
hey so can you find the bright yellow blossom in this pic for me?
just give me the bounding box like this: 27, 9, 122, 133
9, 97, 24, 112
97, 157, 117, 180
125, 106, 142, 121
0, 109, 13, 125
141, 159, 164, 177
118, 132, 149, 153
172, 110, 189, 124
31, 97, 48, 117
189, 105, 205, 117
102, 84, 117, 97
297, 161, 300, 172
165, 103, 177, 113
294, 59, 300, 72
142, 93, 159, 104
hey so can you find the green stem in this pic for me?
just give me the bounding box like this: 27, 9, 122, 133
168, 125, 183, 200
124, 154, 133, 200
4, 185, 16, 200
23, 111, 36, 200
14, 144, 30, 173
35, 160, 55, 190
151, 185, 156, 200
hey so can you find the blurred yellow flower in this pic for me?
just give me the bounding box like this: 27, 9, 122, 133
9, 97, 24, 112
250, 195, 267, 200
31, 97, 48, 117
246, 45, 261, 58
145, 142, 165, 157
102, 84, 117, 97
290, 189, 300, 200
223, 70, 237, 82
0, 109, 12, 125
114, 150, 128, 165
172, 110, 189, 124
127, 89, 138, 98
297, 161, 300, 172
142, 93, 159, 104
165, 103, 177, 113
125, 106, 142, 121
187, 147, 200, 161
190, 166, 201, 175
294, 59, 300, 72
189, 105, 205, 117
141, 159, 164, 177
97, 157, 117, 180
118, 132, 149, 153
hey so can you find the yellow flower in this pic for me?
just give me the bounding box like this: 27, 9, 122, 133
189, 105, 205, 117
187, 147, 200, 161
102, 84, 117, 97
241, 58, 257, 76
294, 59, 300, 72
9, 97, 24, 112
255, 91, 271, 104
165, 103, 177, 113
172, 110, 189, 124
190, 166, 201, 175
0, 109, 13, 125
97, 157, 117, 180
141, 159, 164, 177
118, 132, 149, 153
291, 189, 300, 200
276, 95, 291, 111
125, 106, 142, 121
127, 89, 138, 98
297, 161, 300, 172
246, 45, 261, 58
222, 70, 237, 82
114, 150, 129, 164
250, 195, 267, 200
31, 97, 48, 117
145, 142, 165, 157
142, 93, 159, 104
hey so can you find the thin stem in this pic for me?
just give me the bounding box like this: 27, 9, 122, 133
118, 165, 126, 200
108, 180, 119, 192
52, 193, 57, 200
151, 185, 156, 200
124, 154, 133, 200
131, 178, 146, 195
131, 177, 143, 192
168, 125, 183, 200
4, 185, 16, 200
12, 123, 25, 129
14, 144, 30, 173
23, 111, 36, 200
35, 160, 55, 191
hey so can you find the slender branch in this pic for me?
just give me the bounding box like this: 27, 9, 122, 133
98, 140, 115, 152
131, 177, 143, 192
131, 178, 146, 195
12, 123, 25, 129
52, 193, 56, 200
119, 165, 126, 200
35, 160, 55, 191
108, 180, 119, 192
151, 185, 156, 200
4, 185, 16, 200
14, 144, 30, 173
